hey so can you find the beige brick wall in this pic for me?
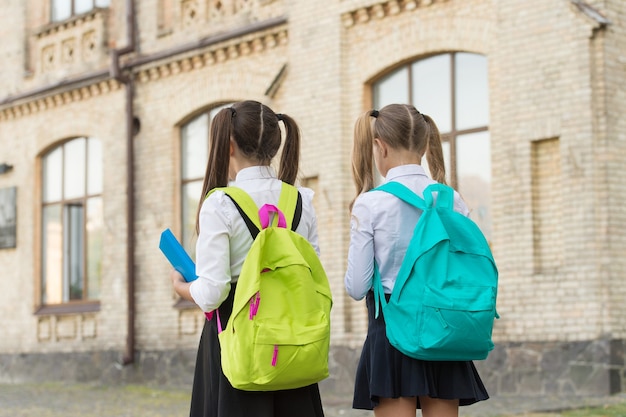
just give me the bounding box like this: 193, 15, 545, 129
0, 1, 26, 97
603, 0, 626, 340
489, 0, 624, 342
1, 0, 625, 366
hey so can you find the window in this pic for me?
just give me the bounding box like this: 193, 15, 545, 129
41, 137, 103, 305
51, 0, 110, 22
372, 52, 492, 239
180, 105, 230, 255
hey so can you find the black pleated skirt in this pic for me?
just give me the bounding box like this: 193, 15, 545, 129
352, 291, 489, 410
189, 285, 325, 417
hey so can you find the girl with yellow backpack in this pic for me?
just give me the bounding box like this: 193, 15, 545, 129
171, 100, 329, 417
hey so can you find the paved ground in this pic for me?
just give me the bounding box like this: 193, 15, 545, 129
1, 382, 625, 417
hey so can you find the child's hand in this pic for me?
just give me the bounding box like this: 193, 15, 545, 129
170, 269, 185, 285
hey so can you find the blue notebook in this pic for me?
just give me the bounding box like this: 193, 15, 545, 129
159, 228, 197, 282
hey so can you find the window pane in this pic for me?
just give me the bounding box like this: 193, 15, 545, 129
51, 0, 72, 21
43, 147, 63, 202
87, 138, 103, 195
182, 114, 209, 180
95, 0, 110, 6
412, 54, 452, 133
456, 131, 492, 239
373, 68, 409, 108
42, 204, 63, 304
75, 0, 94, 14
455, 53, 489, 130
182, 181, 202, 257
86, 197, 102, 299
64, 204, 84, 300
64, 138, 86, 199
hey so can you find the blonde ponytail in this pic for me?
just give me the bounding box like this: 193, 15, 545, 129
350, 111, 376, 210
423, 114, 447, 185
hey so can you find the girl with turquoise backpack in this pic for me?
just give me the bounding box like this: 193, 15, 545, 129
171, 100, 327, 417
344, 104, 490, 417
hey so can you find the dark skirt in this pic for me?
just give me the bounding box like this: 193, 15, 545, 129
353, 291, 489, 410
189, 285, 325, 417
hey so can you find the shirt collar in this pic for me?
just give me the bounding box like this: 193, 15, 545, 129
235, 166, 277, 182
384, 164, 428, 182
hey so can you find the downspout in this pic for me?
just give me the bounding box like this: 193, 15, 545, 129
109, 0, 137, 366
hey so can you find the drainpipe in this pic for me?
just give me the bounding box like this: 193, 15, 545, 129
109, 0, 137, 366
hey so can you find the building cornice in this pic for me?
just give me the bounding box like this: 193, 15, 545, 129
341, 0, 450, 28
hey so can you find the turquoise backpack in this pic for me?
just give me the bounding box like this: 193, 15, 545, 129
207, 183, 333, 391
373, 182, 498, 361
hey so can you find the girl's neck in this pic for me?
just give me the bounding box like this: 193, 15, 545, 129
381, 148, 421, 176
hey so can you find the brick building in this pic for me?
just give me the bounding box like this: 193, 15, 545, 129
1, 0, 625, 399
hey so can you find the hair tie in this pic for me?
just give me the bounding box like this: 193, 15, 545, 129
370, 110, 379, 118
276, 113, 284, 121
230, 107, 236, 117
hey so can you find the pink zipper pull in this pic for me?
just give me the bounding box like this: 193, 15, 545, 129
271, 345, 278, 366
249, 292, 261, 319
216, 309, 223, 334
254, 292, 260, 316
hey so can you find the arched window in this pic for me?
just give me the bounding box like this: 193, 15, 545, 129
372, 52, 492, 239
41, 137, 103, 305
180, 104, 230, 255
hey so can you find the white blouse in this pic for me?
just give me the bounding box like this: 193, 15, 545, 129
344, 164, 470, 301
189, 166, 320, 312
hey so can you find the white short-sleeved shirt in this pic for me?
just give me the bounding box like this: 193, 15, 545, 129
189, 166, 319, 312
344, 164, 469, 301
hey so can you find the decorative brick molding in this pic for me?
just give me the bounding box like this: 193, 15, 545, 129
341, 0, 450, 27
135, 26, 287, 83
158, 0, 283, 38
0, 79, 121, 122
31, 9, 109, 77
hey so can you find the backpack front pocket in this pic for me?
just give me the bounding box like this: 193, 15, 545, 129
418, 285, 496, 360
250, 312, 330, 389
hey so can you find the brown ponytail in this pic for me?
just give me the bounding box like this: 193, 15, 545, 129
195, 107, 233, 233
277, 113, 300, 185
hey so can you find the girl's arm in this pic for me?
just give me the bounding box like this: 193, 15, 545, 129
344, 196, 375, 301
188, 194, 233, 312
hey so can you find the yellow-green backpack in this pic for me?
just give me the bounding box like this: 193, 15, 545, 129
208, 182, 332, 391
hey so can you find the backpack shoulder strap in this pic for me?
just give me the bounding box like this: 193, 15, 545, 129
373, 181, 427, 210
208, 187, 262, 239
277, 182, 303, 231
207, 184, 303, 239
422, 183, 454, 210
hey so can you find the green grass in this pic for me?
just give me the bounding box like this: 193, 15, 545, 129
511, 402, 626, 417
564, 403, 626, 417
